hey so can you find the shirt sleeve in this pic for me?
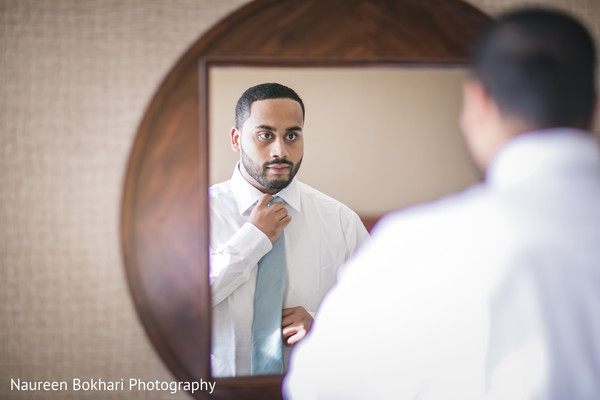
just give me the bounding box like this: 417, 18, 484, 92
210, 221, 272, 306
342, 209, 371, 261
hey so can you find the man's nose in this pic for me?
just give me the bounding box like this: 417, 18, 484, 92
270, 136, 288, 158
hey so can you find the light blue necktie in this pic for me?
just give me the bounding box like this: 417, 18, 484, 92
251, 197, 286, 375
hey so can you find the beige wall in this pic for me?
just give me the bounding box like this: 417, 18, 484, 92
1, 0, 599, 399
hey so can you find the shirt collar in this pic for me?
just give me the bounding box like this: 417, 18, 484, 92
486, 128, 600, 189
230, 162, 302, 215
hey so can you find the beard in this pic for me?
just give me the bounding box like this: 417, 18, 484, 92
240, 148, 302, 191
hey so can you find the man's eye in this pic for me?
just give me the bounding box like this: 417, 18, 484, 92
258, 132, 272, 140
286, 133, 297, 141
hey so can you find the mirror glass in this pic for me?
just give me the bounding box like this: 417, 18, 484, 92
208, 66, 482, 376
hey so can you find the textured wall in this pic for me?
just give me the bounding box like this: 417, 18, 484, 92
1, 0, 599, 399
0, 1, 250, 399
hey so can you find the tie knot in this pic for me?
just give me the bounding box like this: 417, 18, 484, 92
269, 196, 284, 206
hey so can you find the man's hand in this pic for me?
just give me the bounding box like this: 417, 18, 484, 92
282, 306, 313, 346
248, 194, 291, 243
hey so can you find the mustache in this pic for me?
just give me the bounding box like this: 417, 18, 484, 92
263, 159, 294, 168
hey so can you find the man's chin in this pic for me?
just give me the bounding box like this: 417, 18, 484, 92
265, 178, 292, 191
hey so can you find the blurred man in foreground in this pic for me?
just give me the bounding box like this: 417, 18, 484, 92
285, 8, 599, 399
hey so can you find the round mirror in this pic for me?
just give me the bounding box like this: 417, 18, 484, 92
121, 0, 491, 398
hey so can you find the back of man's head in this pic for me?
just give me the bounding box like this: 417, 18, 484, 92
473, 8, 596, 131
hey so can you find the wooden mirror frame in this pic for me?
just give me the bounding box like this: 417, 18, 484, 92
121, 0, 491, 398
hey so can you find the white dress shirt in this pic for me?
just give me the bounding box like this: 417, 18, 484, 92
209, 163, 369, 377
284, 129, 600, 400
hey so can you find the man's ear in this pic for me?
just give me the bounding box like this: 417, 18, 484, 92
460, 78, 500, 172
230, 127, 241, 152
460, 79, 489, 138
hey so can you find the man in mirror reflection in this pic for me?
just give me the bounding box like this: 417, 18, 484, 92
209, 83, 369, 377
285, 8, 600, 399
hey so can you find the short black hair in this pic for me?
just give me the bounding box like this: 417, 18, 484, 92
235, 83, 305, 129
473, 8, 596, 130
